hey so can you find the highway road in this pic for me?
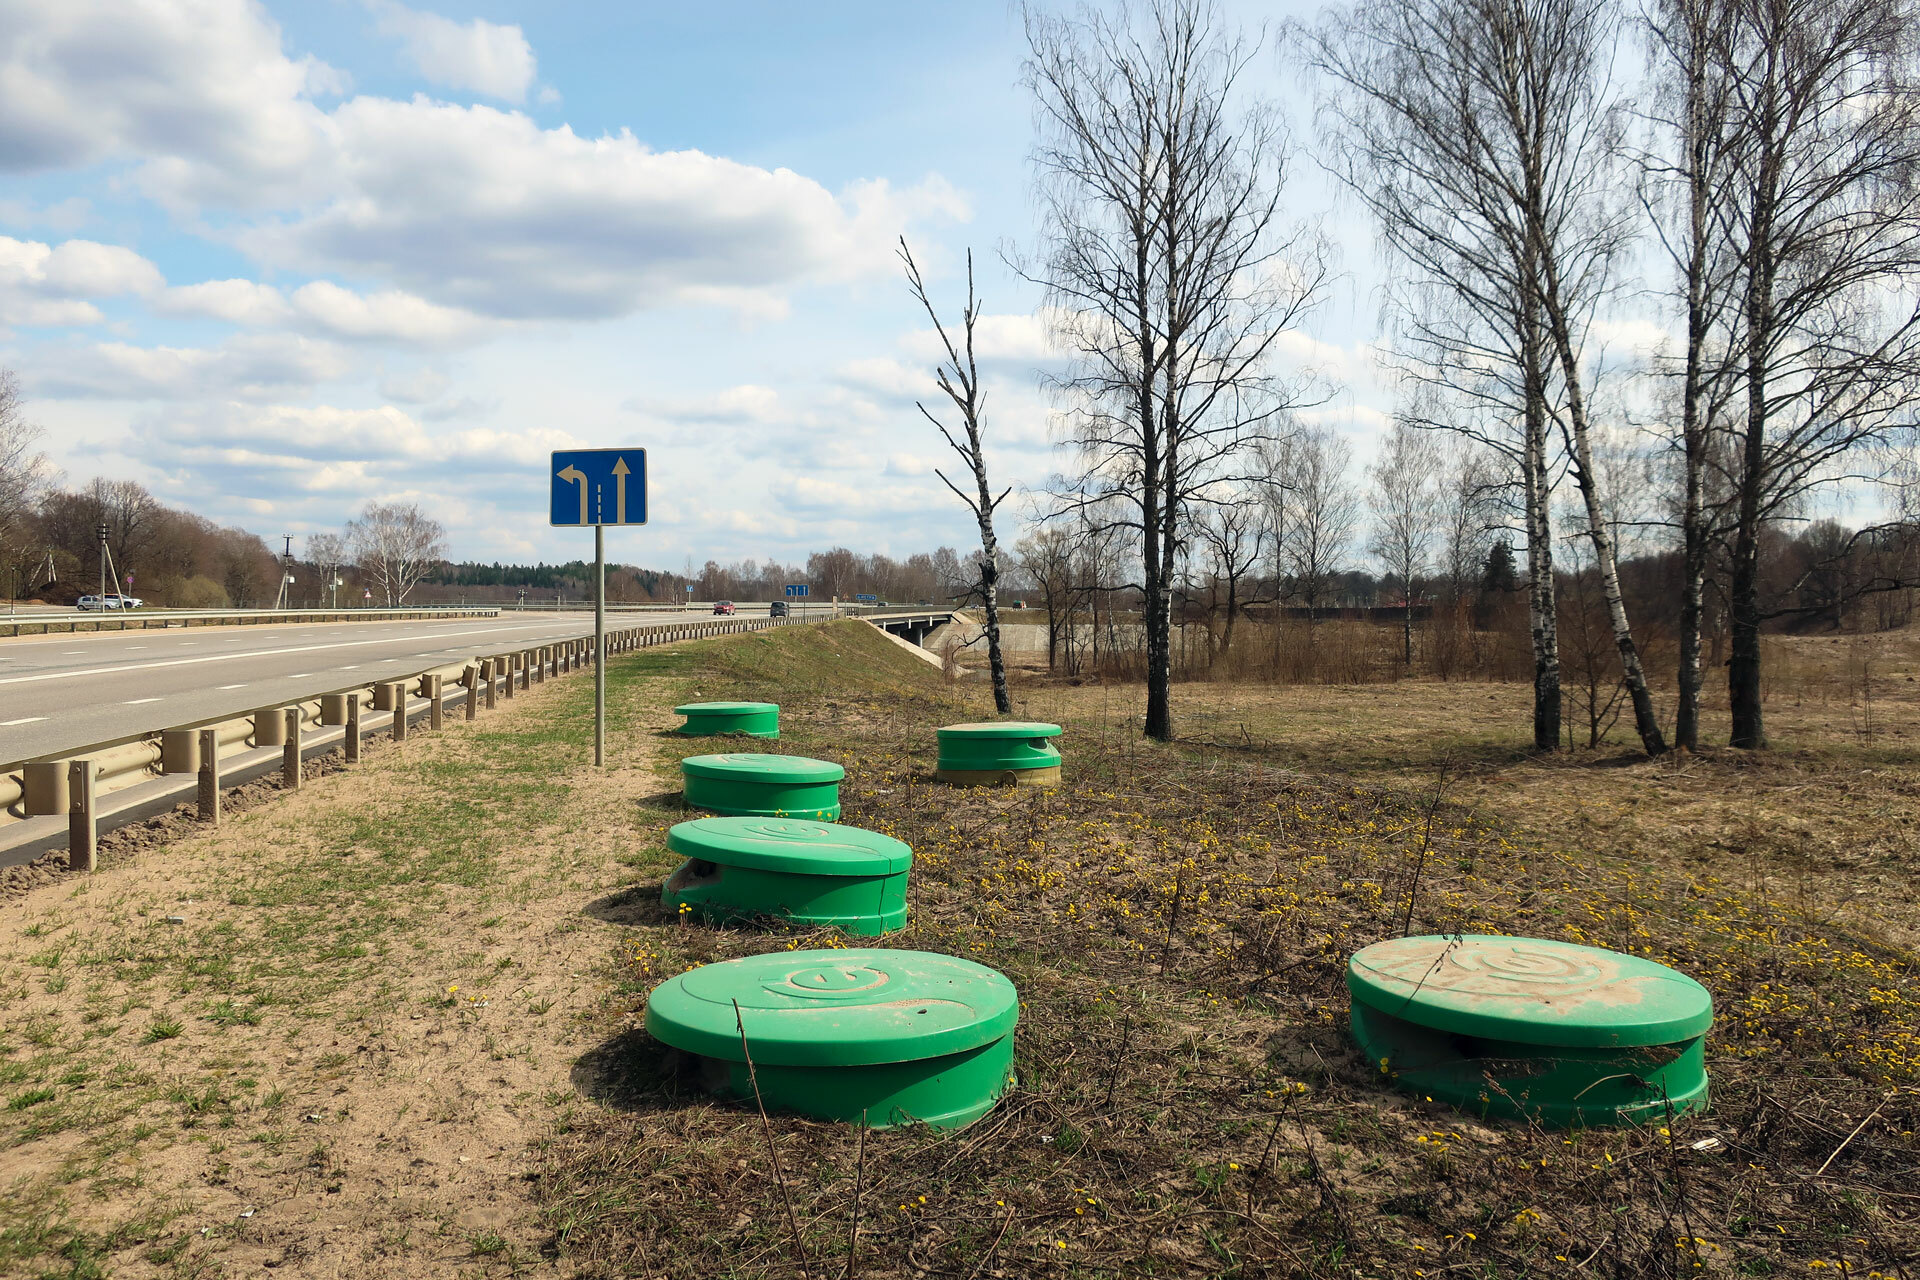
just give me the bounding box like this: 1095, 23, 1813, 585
0, 608, 766, 763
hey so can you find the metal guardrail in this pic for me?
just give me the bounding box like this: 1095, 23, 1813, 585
1, 605, 500, 638
1, 613, 803, 867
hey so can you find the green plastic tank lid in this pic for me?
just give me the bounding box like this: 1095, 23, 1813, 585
674, 701, 778, 716
646, 949, 1018, 1068
668, 817, 912, 876
936, 721, 1063, 740
680, 753, 845, 786
1348, 935, 1713, 1049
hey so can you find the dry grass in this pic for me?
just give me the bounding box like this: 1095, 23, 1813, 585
536, 623, 1920, 1280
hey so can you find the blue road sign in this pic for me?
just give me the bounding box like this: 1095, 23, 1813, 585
855, 593, 877, 602
550, 449, 646, 527
784, 584, 810, 598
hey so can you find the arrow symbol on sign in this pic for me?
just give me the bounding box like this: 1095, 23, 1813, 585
611, 457, 630, 523
557, 465, 588, 525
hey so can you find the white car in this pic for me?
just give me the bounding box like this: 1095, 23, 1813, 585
76, 594, 143, 611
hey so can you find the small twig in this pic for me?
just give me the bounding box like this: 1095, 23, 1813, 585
963, 1200, 1018, 1280
734, 998, 809, 1278
1100, 1014, 1134, 1113
1399, 759, 1454, 937
843, 1112, 868, 1280
1813, 1096, 1889, 1179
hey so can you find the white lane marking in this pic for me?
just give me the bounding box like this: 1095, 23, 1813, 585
123, 697, 162, 705
1, 715, 48, 725
64, 650, 85, 654
340, 664, 359, 670
287, 672, 313, 678
125, 645, 146, 650
0, 619, 648, 688
218, 683, 248, 690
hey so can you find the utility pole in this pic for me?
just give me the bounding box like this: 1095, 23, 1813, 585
274, 535, 294, 610
96, 522, 108, 604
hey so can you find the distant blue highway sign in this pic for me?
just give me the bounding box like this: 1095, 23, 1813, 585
784, 584, 810, 598
855, 593, 877, 602
550, 449, 646, 527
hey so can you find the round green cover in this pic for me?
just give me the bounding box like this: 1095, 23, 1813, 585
675, 701, 778, 716
681, 753, 844, 785
937, 722, 1063, 772
1347, 935, 1713, 1048
675, 701, 779, 737
936, 721, 1062, 740
646, 949, 1018, 1067
668, 817, 911, 876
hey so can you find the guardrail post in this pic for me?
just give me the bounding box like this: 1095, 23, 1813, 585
283, 708, 301, 790
391, 684, 407, 742
464, 667, 478, 720
482, 658, 497, 708
197, 728, 220, 825
502, 654, 516, 699
430, 674, 444, 730
345, 693, 361, 762
520, 650, 532, 691
533, 647, 545, 685
67, 760, 96, 873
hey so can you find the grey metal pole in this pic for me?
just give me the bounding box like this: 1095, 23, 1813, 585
595, 523, 606, 768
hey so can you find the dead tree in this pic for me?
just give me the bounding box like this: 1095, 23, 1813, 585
1025, 0, 1330, 741
900, 240, 1013, 714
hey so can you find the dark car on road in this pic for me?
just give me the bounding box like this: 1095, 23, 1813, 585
713, 600, 736, 615
769, 600, 789, 617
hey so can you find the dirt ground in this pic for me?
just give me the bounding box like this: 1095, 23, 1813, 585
0, 646, 708, 1278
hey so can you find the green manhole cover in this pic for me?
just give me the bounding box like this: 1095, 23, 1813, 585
674, 701, 780, 738
645, 949, 1018, 1129
1348, 935, 1712, 1127
681, 752, 844, 821
936, 721, 1062, 787
662, 817, 911, 935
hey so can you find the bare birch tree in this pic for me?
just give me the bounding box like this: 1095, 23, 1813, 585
900, 240, 1013, 715
1368, 419, 1444, 663
346, 501, 447, 607
1025, 0, 1330, 741
1267, 426, 1358, 618
1635, 0, 1744, 752
1195, 488, 1264, 657
1311, 0, 1672, 751
1306, 0, 1566, 749
1707, 0, 1920, 749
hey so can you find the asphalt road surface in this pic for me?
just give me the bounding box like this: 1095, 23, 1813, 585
0, 609, 766, 763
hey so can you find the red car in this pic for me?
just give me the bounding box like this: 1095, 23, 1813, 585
712, 600, 736, 615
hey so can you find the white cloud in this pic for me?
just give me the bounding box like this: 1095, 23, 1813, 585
626, 384, 784, 425
377, 366, 449, 403
0, 234, 163, 327
28, 333, 351, 400
159, 278, 293, 325
0, 2, 964, 322
900, 311, 1057, 366
372, 1, 537, 104
237, 99, 966, 320
159, 276, 494, 345
0, 0, 342, 205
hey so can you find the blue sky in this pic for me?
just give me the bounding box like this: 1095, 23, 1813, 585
0, 0, 1391, 568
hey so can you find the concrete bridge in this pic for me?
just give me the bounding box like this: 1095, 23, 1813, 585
859, 608, 959, 648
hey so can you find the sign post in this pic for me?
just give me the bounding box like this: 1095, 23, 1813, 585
550, 448, 648, 767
